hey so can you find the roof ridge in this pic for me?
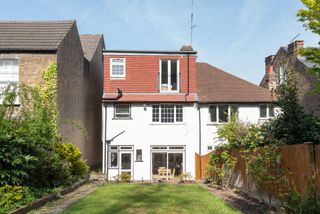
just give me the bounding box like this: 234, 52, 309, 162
0, 20, 75, 23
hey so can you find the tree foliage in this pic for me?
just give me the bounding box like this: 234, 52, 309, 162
297, 0, 320, 92
264, 73, 320, 145
0, 63, 88, 188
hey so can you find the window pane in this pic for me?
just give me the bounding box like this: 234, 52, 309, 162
161, 60, 168, 87
115, 104, 130, 119
176, 105, 183, 122
115, 104, 130, 113
260, 105, 267, 118
110, 152, 118, 167
269, 105, 275, 117
210, 106, 217, 122
152, 105, 160, 122
136, 149, 142, 161
161, 104, 174, 123
219, 105, 228, 122
171, 60, 177, 90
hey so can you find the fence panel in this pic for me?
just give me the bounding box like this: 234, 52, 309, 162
195, 144, 319, 196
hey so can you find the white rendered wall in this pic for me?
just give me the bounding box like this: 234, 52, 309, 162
200, 104, 266, 155
104, 103, 199, 180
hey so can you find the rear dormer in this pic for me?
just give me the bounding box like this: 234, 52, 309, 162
103, 46, 197, 101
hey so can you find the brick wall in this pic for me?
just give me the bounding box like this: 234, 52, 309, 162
103, 54, 197, 94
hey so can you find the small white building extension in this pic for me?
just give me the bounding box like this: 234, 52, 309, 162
101, 48, 275, 181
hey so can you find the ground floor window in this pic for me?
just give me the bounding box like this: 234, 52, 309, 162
151, 145, 185, 180
260, 104, 275, 119
209, 105, 238, 123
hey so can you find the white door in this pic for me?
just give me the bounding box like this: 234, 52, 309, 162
120, 151, 133, 179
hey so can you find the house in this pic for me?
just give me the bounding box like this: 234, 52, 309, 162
0, 20, 105, 167
260, 40, 320, 118
102, 45, 274, 180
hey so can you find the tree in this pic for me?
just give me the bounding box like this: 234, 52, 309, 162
264, 72, 320, 145
297, 0, 320, 92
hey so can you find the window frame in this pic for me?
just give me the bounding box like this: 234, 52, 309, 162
114, 103, 131, 120
110, 58, 126, 78
136, 149, 143, 162
151, 104, 184, 123
209, 105, 238, 124
259, 104, 275, 119
0, 58, 19, 105
159, 59, 180, 93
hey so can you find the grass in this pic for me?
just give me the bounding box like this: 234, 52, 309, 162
61, 183, 240, 214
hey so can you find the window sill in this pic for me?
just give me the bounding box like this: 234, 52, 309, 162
110, 77, 126, 80
135, 160, 143, 162
112, 118, 133, 120
206, 122, 227, 126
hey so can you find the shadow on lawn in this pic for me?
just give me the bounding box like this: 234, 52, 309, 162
103, 183, 196, 213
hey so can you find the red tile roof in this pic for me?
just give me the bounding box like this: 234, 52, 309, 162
103, 93, 198, 102
196, 62, 275, 103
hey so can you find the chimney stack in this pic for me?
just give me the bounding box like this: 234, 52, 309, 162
265, 55, 275, 75
180, 45, 194, 51
288, 40, 304, 55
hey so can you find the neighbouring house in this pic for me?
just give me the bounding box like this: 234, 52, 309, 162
0, 20, 105, 167
102, 45, 275, 180
260, 40, 320, 118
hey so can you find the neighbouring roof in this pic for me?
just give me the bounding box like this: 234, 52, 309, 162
80, 34, 104, 61
298, 57, 317, 68
0, 20, 74, 51
196, 62, 275, 103
103, 93, 197, 102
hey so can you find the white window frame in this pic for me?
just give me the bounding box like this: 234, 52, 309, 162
259, 104, 275, 119
110, 58, 126, 78
159, 59, 180, 93
151, 104, 184, 123
114, 103, 131, 119
209, 105, 238, 124
0, 58, 19, 104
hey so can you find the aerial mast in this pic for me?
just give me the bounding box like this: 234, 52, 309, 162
190, 0, 196, 45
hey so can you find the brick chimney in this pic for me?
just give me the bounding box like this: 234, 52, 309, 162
264, 55, 276, 90
180, 45, 194, 51
288, 40, 304, 55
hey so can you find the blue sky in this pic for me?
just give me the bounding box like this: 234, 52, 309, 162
1, 0, 318, 84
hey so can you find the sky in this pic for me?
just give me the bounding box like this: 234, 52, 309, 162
0, 0, 318, 84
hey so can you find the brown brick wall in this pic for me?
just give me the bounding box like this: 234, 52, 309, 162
271, 49, 320, 118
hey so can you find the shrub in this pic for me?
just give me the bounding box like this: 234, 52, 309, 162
72, 159, 89, 178
0, 185, 34, 213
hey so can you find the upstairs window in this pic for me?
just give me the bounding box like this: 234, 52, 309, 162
209, 105, 238, 123
0, 59, 19, 89
110, 58, 125, 78
260, 104, 275, 119
160, 59, 179, 92
114, 104, 131, 119
152, 104, 183, 123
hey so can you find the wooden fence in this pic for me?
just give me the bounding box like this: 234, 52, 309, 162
195, 144, 320, 196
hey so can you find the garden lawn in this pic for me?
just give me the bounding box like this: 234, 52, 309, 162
61, 183, 240, 214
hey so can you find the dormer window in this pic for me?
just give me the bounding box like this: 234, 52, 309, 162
110, 58, 126, 78
160, 59, 179, 92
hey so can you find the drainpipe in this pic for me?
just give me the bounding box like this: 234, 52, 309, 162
198, 104, 202, 155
